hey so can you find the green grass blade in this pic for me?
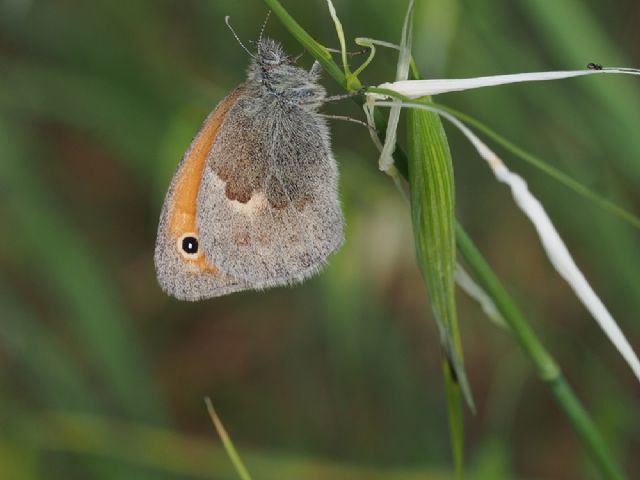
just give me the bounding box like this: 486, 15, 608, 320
406, 99, 474, 411
406, 96, 471, 476
398, 1, 470, 469
443, 360, 464, 479
455, 225, 626, 480
204, 398, 253, 480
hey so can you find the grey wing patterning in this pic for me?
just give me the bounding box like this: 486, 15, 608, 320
196, 88, 344, 289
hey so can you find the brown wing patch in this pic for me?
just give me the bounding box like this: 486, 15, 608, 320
208, 100, 329, 211
167, 87, 244, 271
210, 106, 263, 204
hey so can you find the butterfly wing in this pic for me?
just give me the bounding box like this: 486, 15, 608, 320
196, 92, 344, 289
154, 87, 250, 300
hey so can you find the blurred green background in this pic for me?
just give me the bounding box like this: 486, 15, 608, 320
1, 0, 639, 478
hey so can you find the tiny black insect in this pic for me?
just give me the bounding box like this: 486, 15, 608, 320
587, 62, 603, 70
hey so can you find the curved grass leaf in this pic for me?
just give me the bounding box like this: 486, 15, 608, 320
407, 97, 470, 479
205, 398, 253, 480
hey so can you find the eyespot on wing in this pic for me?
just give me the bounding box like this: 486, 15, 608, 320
154, 86, 250, 300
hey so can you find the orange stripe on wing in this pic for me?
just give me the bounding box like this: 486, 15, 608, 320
168, 87, 244, 273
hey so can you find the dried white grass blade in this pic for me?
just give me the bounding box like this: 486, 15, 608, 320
374, 68, 640, 98
456, 264, 507, 328
604, 67, 640, 74
363, 101, 408, 199
363, 100, 384, 152
379, 0, 414, 172
375, 99, 640, 384
493, 164, 640, 383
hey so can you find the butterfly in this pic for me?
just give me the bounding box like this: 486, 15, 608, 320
154, 36, 343, 300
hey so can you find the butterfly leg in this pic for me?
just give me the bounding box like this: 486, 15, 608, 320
317, 113, 377, 133
322, 92, 362, 103
326, 47, 369, 57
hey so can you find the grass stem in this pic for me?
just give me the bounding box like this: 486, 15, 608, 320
262, 0, 627, 477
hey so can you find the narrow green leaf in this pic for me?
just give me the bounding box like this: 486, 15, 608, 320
456, 225, 626, 480
406, 98, 474, 410
204, 398, 253, 480
443, 360, 464, 480
406, 96, 472, 476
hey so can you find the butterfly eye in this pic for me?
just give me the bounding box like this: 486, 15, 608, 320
178, 233, 200, 259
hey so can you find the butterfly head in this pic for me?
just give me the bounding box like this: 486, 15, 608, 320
255, 37, 288, 66
249, 37, 325, 107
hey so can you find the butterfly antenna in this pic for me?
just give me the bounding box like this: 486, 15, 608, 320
258, 11, 271, 45
224, 16, 255, 58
